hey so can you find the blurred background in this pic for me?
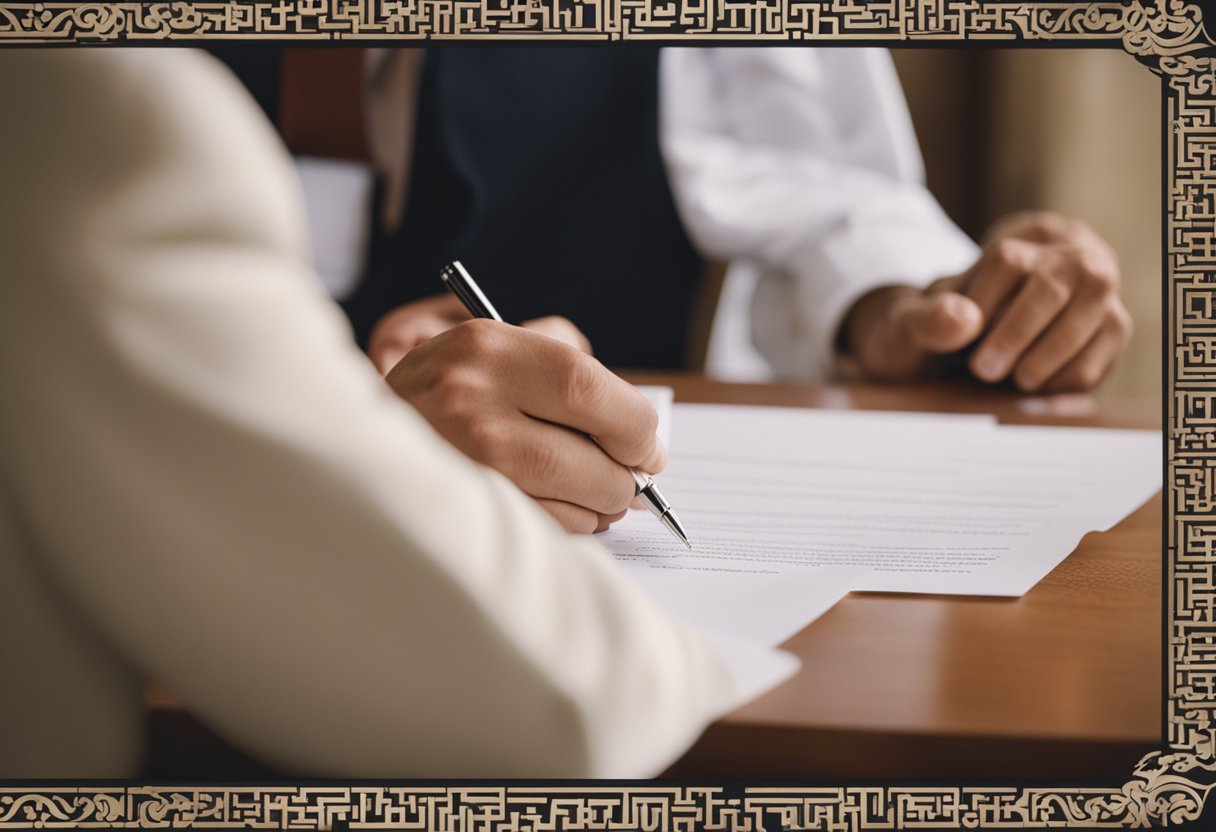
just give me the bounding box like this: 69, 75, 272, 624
223, 47, 1163, 402
894, 50, 1161, 402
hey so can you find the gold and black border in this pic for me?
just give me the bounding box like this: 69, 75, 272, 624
1, 1, 1213, 828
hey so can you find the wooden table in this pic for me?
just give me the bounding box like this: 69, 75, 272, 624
147, 377, 1161, 781
631, 374, 1161, 781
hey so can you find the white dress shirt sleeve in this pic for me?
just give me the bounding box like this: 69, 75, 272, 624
0, 49, 738, 778
660, 47, 980, 379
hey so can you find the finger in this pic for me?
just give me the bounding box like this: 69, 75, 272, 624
640, 437, 668, 476
964, 238, 1041, 322
431, 322, 666, 474
595, 509, 629, 533
534, 499, 600, 535
925, 273, 968, 296
1010, 296, 1115, 392
511, 336, 666, 472
982, 211, 1082, 246
370, 317, 452, 374
970, 273, 1071, 383
369, 295, 471, 374
901, 291, 984, 354
469, 414, 637, 515
522, 316, 593, 354
435, 291, 477, 321
1041, 318, 1128, 393
371, 343, 409, 376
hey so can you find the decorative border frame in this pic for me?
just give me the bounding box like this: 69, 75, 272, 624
1, 0, 1214, 829
0, 0, 1208, 45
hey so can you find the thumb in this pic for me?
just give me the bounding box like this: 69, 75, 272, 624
635, 435, 668, 477
900, 291, 984, 355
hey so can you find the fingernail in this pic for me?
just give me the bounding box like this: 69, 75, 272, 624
941, 294, 967, 318
1015, 368, 1039, 391
975, 351, 1006, 381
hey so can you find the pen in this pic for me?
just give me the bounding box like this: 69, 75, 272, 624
440, 260, 692, 550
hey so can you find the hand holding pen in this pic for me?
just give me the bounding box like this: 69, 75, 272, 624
381, 262, 689, 546
440, 261, 691, 548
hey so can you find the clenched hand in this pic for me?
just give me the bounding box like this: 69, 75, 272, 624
386, 319, 665, 534
841, 212, 1132, 392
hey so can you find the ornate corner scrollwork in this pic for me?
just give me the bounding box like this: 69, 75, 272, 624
1120, 0, 1216, 75
1122, 752, 1216, 826
0, 791, 126, 827
1123, 0, 1212, 55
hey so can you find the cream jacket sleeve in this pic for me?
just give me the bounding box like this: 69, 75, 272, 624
660, 48, 980, 379
0, 49, 737, 779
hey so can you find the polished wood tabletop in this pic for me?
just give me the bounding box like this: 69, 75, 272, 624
146, 376, 1161, 781
627, 374, 1162, 781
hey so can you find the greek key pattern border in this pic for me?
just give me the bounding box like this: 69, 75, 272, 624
0, 784, 1204, 829
1, 1, 1215, 830
0, 0, 1204, 46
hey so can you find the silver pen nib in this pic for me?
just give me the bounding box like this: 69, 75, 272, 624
659, 509, 693, 550
631, 469, 692, 550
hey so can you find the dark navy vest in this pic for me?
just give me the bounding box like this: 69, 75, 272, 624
216, 47, 704, 370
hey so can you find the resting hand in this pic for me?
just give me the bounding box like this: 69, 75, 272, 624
840, 212, 1132, 393
386, 319, 665, 533
369, 292, 591, 374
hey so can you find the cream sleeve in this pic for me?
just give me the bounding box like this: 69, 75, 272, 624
0, 49, 737, 778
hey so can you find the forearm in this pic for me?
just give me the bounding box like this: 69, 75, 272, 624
660, 47, 978, 379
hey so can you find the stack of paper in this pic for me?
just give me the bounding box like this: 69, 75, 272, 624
612, 396, 1161, 704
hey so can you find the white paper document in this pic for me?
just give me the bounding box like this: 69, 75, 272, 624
635, 385, 675, 449
696, 630, 801, 707
603, 404, 1160, 599
618, 558, 854, 647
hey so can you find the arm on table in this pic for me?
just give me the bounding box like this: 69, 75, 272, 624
660, 49, 1130, 392
659, 47, 978, 380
